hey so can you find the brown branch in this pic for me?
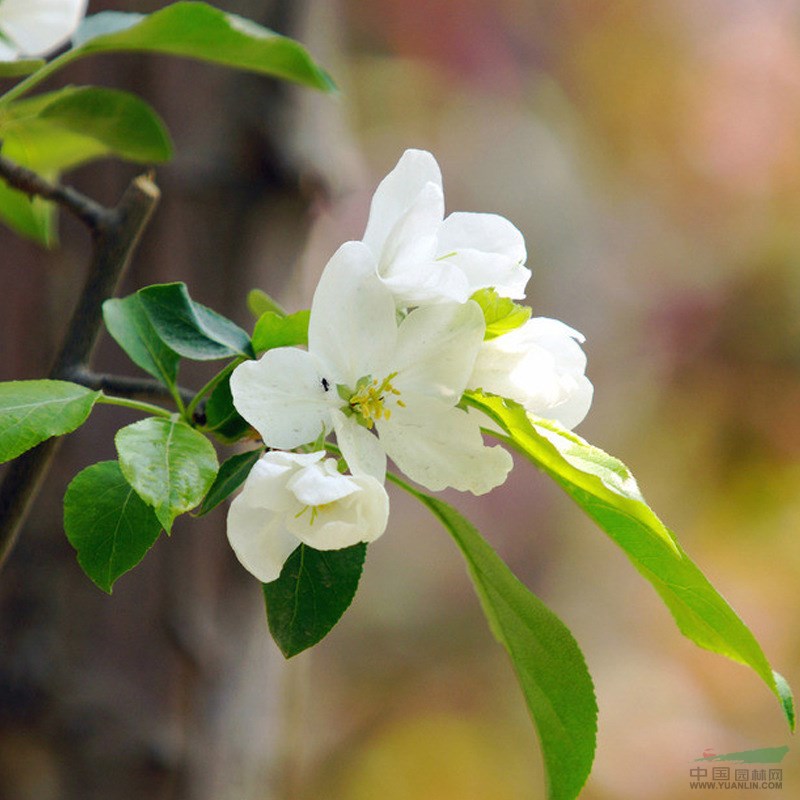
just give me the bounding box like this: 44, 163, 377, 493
0, 174, 161, 571
66, 367, 195, 407
0, 146, 113, 229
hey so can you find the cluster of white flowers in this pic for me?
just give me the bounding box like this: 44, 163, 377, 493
0, 0, 87, 62
228, 150, 593, 582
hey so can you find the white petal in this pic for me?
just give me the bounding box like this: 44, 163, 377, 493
331, 409, 387, 483
239, 451, 324, 511
378, 394, 513, 494
227, 493, 299, 583
362, 149, 442, 257
0, 39, 19, 61
0, 0, 87, 57
287, 460, 359, 507
288, 473, 389, 550
230, 348, 332, 449
438, 212, 530, 298
546, 374, 594, 430
394, 300, 485, 401
309, 241, 396, 386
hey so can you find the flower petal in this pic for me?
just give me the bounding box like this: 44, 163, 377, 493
0, 0, 87, 57
288, 474, 389, 550
227, 493, 299, 583
378, 393, 513, 494
394, 300, 485, 402
230, 347, 332, 449
240, 451, 324, 511
309, 241, 397, 386
362, 149, 442, 257
438, 212, 530, 298
287, 460, 359, 507
331, 409, 387, 483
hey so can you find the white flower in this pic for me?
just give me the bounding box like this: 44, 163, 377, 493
0, 0, 88, 61
230, 240, 513, 495
227, 450, 389, 583
468, 318, 593, 430
362, 149, 531, 307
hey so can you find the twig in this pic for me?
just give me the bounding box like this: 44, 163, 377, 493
0, 146, 113, 229
66, 368, 195, 407
0, 174, 161, 571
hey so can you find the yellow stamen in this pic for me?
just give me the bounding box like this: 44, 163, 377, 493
346, 372, 402, 429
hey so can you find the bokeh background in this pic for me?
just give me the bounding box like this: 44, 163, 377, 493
2, 1, 799, 798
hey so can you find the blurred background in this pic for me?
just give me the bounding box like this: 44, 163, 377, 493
1, 1, 799, 798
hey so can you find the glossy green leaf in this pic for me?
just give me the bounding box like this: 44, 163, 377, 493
264, 542, 367, 658
64, 460, 162, 593
204, 374, 252, 443
468, 393, 796, 730
251, 310, 310, 352
471, 287, 531, 340
115, 416, 218, 532
196, 448, 262, 516
391, 475, 597, 800
137, 283, 255, 361
247, 288, 286, 319
0, 380, 99, 462
68, 2, 335, 91
103, 295, 180, 388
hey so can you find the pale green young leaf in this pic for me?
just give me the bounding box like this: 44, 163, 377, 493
390, 474, 597, 800
0, 60, 45, 78
103, 295, 180, 388
137, 282, 255, 361
468, 393, 795, 730
471, 287, 531, 340
251, 310, 310, 352
264, 542, 368, 658
0, 380, 100, 463
115, 416, 218, 532
247, 288, 286, 319
0, 176, 55, 245
64, 460, 162, 593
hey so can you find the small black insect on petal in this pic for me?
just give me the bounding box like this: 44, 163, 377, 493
321, 378, 330, 391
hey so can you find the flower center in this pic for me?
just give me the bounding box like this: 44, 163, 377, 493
339, 373, 405, 429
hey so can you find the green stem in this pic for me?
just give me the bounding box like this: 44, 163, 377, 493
0, 50, 80, 106
97, 393, 173, 418
186, 358, 244, 420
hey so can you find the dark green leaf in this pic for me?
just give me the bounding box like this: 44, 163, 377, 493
0, 380, 99, 462
115, 416, 218, 532
196, 448, 262, 516
390, 476, 597, 800
103, 295, 180, 388
70, 2, 335, 91
468, 393, 796, 731
247, 288, 286, 319
264, 542, 367, 658
137, 282, 255, 361
251, 310, 310, 352
64, 460, 162, 593
471, 287, 531, 340
204, 374, 253, 442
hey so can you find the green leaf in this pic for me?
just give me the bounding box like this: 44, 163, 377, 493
204, 374, 253, 443
103, 295, 180, 388
137, 283, 255, 361
196, 448, 262, 516
64, 460, 162, 593
251, 310, 310, 352
0, 86, 173, 166
69, 2, 335, 92
471, 287, 531, 339
390, 475, 597, 800
0, 380, 100, 463
247, 288, 286, 319
0, 59, 46, 78
0, 175, 55, 245
264, 542, 367, 658
469, 393, 796, 730
115, 416, 218, 532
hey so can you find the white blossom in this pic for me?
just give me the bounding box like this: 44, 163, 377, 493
468, 318, 593, 430
362, 149, 531, 307
227, 450, 389, 583
230, 240, 513, 495
0, 0, 88, 61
